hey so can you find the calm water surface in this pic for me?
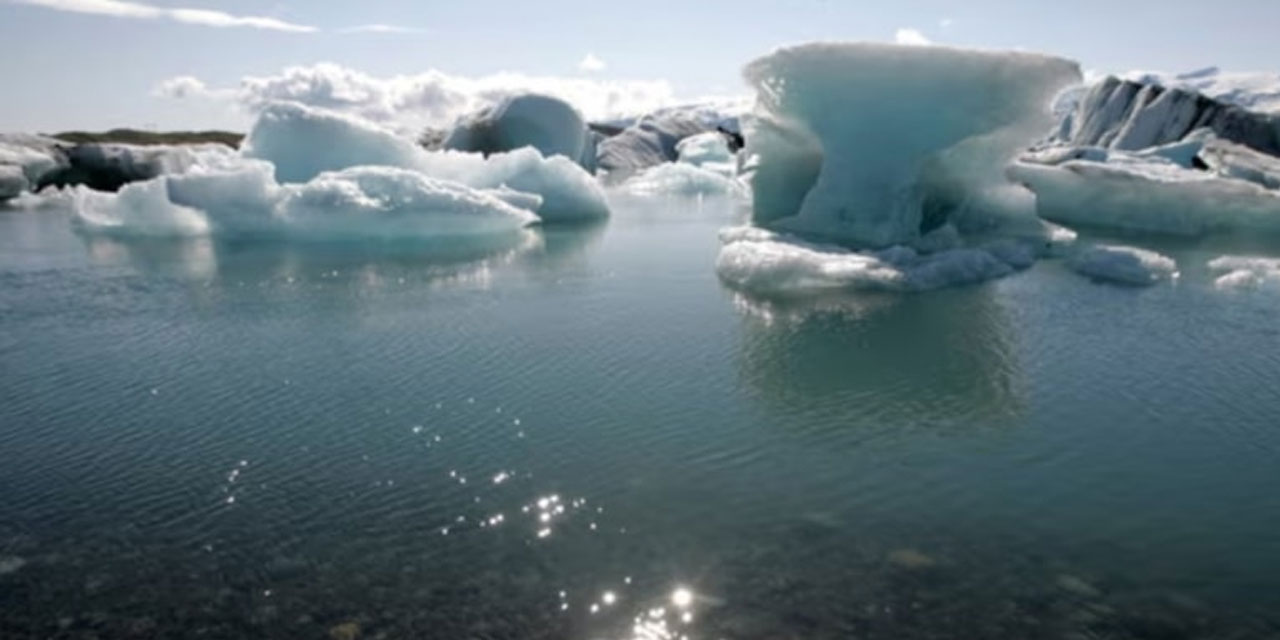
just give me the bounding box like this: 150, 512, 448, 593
2, 195, 1279, 639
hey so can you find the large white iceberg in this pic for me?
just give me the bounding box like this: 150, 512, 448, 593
68, 101, 608, 237
242, 102, 608, 223
741, 42, 1080, 247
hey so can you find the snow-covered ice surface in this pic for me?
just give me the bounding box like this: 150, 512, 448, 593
741, 42, 1080, 248
1066, 244, 1179, 287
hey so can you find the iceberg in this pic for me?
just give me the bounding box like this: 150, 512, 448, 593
1057, 76, 1280, 156
1010, 152, 1280, 236
73, 162, 538, 239
741, 42, 1080, 247
1065, 244, 1178, 286
1019, 69, 1280, 238
444, 93, 598, 171
243, 101, 608, 223
66, 100, 607, 237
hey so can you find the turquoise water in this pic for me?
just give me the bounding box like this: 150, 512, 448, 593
2, 196, 1280, 639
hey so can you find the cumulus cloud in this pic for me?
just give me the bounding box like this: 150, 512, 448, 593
894, 28, 932, 46
578, 53, 607, 73
9, 0, 316, 32
154, 63, 736, 134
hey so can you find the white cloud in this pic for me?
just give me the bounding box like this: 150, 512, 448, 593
153, 63, 744, 134
152, 75, 209, 99
339, 24, 424, 34
578, 53, 607, 73
151, 75, 237, 100
894, 28, 932, 46
939, 17, 954, 29
9, 0, 316, 32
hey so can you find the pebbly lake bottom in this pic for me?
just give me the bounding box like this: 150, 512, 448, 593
2, 194, 1279, 639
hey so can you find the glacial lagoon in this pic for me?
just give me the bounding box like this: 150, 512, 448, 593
2, 194, 1279, 639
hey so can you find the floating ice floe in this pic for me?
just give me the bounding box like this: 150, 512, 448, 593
715, 225, 1043, 294
1207, 256, 1280, 290
1011, 151, 1280, 236
1065, 244, 1179, 287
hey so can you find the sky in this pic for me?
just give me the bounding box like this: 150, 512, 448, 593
3, 0, 1280, 132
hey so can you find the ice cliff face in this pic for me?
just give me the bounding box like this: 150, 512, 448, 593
1058, 76, 1280, 156
740, 42, 1081, 248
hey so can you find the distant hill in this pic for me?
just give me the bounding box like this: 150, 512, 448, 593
49, 129, 243, 148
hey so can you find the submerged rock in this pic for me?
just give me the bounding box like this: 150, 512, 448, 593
1055, 574, 1102, 599
0, 556, 26, 575
886, 548, 938, 571
329, 621, 361, 640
